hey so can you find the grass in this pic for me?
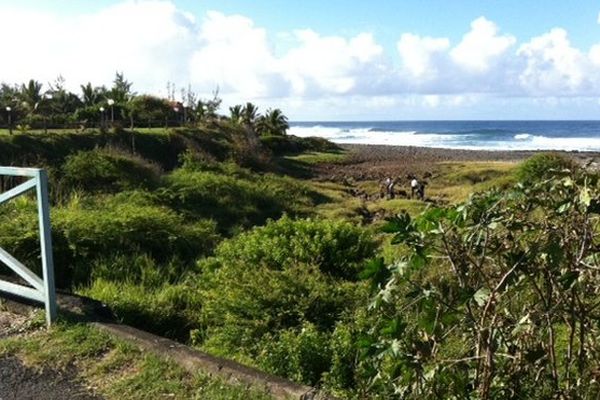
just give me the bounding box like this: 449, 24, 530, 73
307, 161, 516, 223
428, 161, 517, 203
0, 317, 273, 400
284, 150, 350, 165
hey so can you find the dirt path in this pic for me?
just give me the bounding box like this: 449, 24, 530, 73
0, 356, 102, 400
0, 310, 102, 400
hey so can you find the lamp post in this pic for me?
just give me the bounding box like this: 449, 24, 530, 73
5, 106, 12, 135
99, 106, 105, 130
173, 106, 179, 126
107, 99, 115, 124
42, 94, 52, 134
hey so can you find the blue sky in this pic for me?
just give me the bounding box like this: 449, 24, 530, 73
1, 0, 600, 120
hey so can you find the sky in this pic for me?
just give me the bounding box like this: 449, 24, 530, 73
1, 0, 600, 120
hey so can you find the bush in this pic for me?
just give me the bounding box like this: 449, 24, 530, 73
361, 171, 600, 398
257, 323, 332, 386
159, 169, 314, 234
517, 152, 577, 182
199, 263, 365, 352
62, 147, 161, 192
0, 193, 220, 287
194, 217, 376, 385
213, 216, 378, 279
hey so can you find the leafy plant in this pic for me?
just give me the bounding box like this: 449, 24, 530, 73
362, 168, 600, 399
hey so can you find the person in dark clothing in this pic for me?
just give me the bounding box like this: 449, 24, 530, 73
417, 180, 427, 200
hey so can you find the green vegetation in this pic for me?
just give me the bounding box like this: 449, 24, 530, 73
1, 74, 591, 398
517, 151, 576, 182
361, 162, 600, 399
0, 319, 272, 399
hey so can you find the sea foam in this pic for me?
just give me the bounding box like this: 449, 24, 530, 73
289, 124, 600, 152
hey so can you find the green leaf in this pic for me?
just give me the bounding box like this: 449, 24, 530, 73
382, 317, 407, 338
558, 270, 579, 289
557, 202, 571, 214
382, 212, 411, 234
580, 186, 592, 207
473, 288, 490, 307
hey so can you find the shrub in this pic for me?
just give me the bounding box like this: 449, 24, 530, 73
517, 152, 577, 182
261, 135, 340, 156
199, 263, 365, 352
195, 217, 376, 385
160, 169, 314, 234
62, 147, 161, 192
0, 193, 220, 287
361, 171, 600, 398
257, 323, 332, 386
213, 216, 378, 279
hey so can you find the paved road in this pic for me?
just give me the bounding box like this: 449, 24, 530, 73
0, 310, 102, 400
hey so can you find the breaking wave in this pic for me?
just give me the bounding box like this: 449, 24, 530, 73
289, 125, 600, 152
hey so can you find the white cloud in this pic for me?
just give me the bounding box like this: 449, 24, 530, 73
281, 30, 384, 95
589, 44, 600, 65
517, 28, 589, 94
0, 1, 198, 94
1, 2, 600, 119
397, 33, 449, 79
189, 11, 284, 98
450, 17, 515, 73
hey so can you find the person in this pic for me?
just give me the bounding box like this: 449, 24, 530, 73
417, 180, 427, 200
387, 178, 396, 199
410, 177, 419, 199
380, 177, 390, 199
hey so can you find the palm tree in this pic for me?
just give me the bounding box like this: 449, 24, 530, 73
258, 108, 289, 136
80, 83, 100, 106
241, 102, 259, 127
19, 79, 43, 112
229, 105, 242, 124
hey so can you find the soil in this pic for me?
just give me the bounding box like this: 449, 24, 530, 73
0, 310, 102, 400
0, 356, 102, 400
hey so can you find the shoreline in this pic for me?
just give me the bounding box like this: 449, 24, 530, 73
315, 143, 600, 181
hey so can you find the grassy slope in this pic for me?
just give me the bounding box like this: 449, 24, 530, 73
0, 128, 521, 397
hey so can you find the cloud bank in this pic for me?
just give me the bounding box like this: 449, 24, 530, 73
1, 1, 600, 118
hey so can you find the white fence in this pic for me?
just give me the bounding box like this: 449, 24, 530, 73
0, 167, 56, 326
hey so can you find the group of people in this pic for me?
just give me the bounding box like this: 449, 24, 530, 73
381, 175, 427, 200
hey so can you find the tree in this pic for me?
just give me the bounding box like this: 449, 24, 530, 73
47, 75, 82, 118
196, 88, 222, 123
229, 105, 242, 124
127, 95, 171, 128
241, 102, 259, 128
110, 72, 134, 103
80, 82, 105, 106
19, 79, 43, 112
257, 108, 289, 136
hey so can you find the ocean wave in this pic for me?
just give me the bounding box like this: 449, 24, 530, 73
514, 133, 531, 140
289, 125, 600, 152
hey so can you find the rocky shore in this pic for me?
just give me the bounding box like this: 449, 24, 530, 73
316, 144, 599, 181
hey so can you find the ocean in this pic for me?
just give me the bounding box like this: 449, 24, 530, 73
288, 121, 600, 152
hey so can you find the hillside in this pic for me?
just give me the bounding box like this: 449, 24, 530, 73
0, 125, 596, 398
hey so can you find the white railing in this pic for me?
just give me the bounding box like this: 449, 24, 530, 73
0, 167, 56, 326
